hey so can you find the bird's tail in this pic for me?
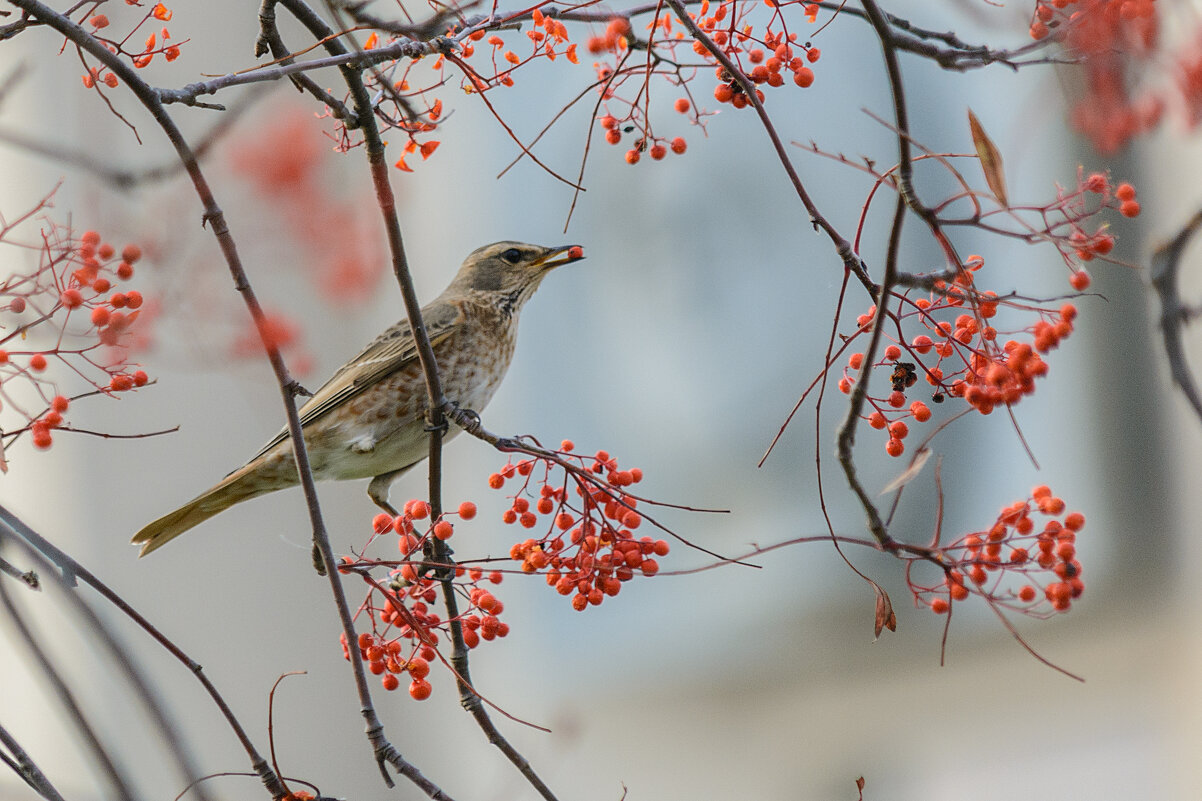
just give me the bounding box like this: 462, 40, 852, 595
131, 466, 281, 557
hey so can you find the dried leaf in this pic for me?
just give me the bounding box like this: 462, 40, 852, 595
968, 108, 1007, 206
880, 447, 932, 495
871, 579, 897, 639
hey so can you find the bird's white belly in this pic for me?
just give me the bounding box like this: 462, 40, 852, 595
315, 421, 462, 481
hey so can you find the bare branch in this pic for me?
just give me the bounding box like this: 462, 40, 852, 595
1151, 207, 1202, 423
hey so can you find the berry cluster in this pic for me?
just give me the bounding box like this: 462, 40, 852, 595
840, 256, 1081, 456
2, 216, 151, 457
297, 0, 830, 173
490, 441, 670, 611
591, 1, 824, 166
910, 486, 1086, 616
694, 3, 822, 103
1028, 0, 1156, 49
1028, 0, 1162, 152
587, 14, 699, 165
339, 499, 506, 700
341, 629, 438, 700
835, 168, 1140, 457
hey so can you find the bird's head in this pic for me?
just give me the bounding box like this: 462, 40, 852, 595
446, 241, 585, 313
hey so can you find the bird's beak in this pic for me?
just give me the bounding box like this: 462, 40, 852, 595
534, 245, 585, 270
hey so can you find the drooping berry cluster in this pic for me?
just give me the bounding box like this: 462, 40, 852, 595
338, 499, 507, 700
1028, 0, 1162, 152
909, 486, 1086, 616
694, 2, 823, 103
588, 14, 698, 166
834, 170, 1140, 457
490, 441, 670, 611
840, 257, 1080, 456
591, 1, 825, 165
2, 211, 151, 458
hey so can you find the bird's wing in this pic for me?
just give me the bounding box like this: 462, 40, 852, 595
244, 301, 465, 464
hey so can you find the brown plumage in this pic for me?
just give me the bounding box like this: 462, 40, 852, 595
132, 241, 583, 556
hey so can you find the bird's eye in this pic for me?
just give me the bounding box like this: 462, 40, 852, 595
501, 248, 522, 264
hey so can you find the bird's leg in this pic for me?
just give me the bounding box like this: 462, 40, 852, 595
367, 471, 403, 516
423, 412, 451, 435
416, 416, 459, 577
368, 468, 449, 579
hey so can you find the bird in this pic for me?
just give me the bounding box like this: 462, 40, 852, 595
132, 241, 584, 557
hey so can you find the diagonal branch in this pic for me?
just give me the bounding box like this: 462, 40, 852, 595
0, 718, 67, 801
0, 504, 261, 801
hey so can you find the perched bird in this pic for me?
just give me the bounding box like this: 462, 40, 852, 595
132, 241, 584, 556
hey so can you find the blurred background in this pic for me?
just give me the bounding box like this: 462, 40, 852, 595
1, 2, 1200, 800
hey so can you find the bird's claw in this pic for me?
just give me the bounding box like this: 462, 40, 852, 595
287, 379, 313, 398
443, 402, 482, 433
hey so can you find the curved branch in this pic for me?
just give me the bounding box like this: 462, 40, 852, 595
1151, 207, 1202, 423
